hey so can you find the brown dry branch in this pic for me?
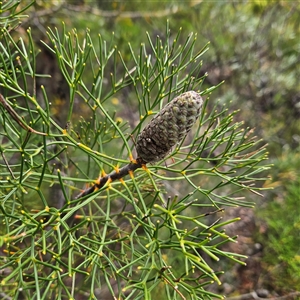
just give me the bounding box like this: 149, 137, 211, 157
20, 0, 203, 25
75, 158, 144, 199
64, 0, 203, 19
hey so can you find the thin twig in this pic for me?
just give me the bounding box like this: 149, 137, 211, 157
23, 0, 204, 23
0, 150, 15, 179
226, 291, 300, 300
273, 292, 300, 300
0, 94, 47, 136
0, 292, 12, 300
75, 158, 145, 199
64, 0, 203, 19
67, 158, 145, 227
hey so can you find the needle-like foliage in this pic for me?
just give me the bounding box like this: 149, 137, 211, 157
0, 6, 271, 300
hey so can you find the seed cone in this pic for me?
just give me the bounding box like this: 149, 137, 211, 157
136, 91, 203, 163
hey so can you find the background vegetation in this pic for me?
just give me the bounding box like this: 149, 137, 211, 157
1, 0, 299, 299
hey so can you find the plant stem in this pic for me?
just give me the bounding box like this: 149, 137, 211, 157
75, 157, 145, 199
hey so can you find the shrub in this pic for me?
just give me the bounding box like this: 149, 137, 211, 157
0, 2, 270, 299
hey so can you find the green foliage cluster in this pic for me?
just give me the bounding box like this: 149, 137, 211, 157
0, 2, 270, 300
69, 1, 299, 294
0, 11, 270, 297
1, 0, 299, 298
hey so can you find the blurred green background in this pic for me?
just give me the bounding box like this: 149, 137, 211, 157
8, 0, 300, 297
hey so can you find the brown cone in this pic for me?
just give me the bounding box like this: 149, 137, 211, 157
136, 91, 203, 163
